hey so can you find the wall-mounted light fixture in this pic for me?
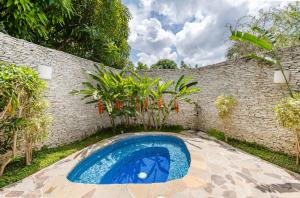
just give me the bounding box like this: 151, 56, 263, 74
38, 65, 52, 80
274, 70, 290, 84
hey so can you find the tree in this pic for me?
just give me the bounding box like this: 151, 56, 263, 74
0, 0, 131, 69
227, 2, 300, 59
136, 62, 149, 70
151, 59, 178, 69
0, 0, 73, 42
180, 61, 189, 69
0, 63, 50, 175
125, 60, 135, 71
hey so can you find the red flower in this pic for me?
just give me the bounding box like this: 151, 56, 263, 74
98, 100, 104, 114
174, 100, 179, 113
157, 97, 164, 109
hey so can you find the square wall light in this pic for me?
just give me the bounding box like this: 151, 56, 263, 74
38, 65, 52, 80
274, 70, 290, 84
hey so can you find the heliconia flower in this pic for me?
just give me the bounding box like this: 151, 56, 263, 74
174, 99, 179, 113
98, 100, 104, 114
157, 97, 164, 109
136, 102, 141, 112
143, 97, 149, 110
115, 100, 123, 110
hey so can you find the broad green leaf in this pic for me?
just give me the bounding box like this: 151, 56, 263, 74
230, 31, 273, 51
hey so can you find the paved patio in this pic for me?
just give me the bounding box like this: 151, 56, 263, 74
1, 131, 300, 198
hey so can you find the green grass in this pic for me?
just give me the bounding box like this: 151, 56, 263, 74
0, 125, 183, 188
208, 129, 300, 174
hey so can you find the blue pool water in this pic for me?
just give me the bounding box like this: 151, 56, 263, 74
67, 135, 191, 184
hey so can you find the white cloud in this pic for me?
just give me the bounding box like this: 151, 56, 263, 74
137, 47, 178, 65
124, 0, 288, 67
129, 18, 175, 53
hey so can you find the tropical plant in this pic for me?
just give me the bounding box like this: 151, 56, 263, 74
274, 94, 300, 165
0, 63, 50, 175
156, 75, 200, 129
227, 2, 300, 59
230, 26, 294, 98
215, 95, 237, 141
151, 59, 178, 69
71, 64, 199, 131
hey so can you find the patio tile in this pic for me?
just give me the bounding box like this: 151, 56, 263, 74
1, 132, 300, 198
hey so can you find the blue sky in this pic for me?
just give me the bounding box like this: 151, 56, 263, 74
122, 0, 287, 67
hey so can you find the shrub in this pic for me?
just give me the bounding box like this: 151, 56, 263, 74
215, 95, 237, 119
274, 94, 300, 164
0, 63, 51, 176
215, 95, 237, 141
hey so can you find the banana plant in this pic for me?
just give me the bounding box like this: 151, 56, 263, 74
230, 26, 294, 98
159, 75, 200, 129
129, 72, 160, 129
71, 64, 128, 131
149, 80, 174, 129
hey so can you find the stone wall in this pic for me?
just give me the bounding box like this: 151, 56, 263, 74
144, 46, 300, 154
1, 32, 300, 154
0, 33, 111, 147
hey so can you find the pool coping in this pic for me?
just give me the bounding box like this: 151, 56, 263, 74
1, 131, 300, 198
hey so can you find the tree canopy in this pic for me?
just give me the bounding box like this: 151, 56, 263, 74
0, 0, 131, 69
137, 62, 149, 70
151, 59, 178, 69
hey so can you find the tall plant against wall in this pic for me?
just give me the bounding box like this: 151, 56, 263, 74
230, 27, 300, 163
158, 75, 200, 130
72, 64, 199, 131
230, 26, 294, 98
215, 95, 237, 141
274, 94, 300, 165
0, 63, 50, 175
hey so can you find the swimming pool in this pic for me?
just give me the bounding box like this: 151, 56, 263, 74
67, 135, 191, 184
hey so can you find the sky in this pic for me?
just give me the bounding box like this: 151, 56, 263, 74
122, 0, 290, 67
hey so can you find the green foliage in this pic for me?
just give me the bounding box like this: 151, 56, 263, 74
215, 95, 237, 119
180, 61, 189, 69
137, 62, 149, 70
71, 64, 199, 131
151, 59, 178, 69
0, 63, 50, 174
230, 31, 273, 51
0, 125, 183, 188
229, 26, 294, 98
227, 2, 300, 59
274, 94, 300, 131
0, 0, 73, 41
0, 0, 131, 69
208, 129, 300, 174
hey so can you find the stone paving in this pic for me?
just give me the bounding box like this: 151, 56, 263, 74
1, 131, 300, 198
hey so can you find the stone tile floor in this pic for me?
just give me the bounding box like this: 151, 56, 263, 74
1, 131, 300, 198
